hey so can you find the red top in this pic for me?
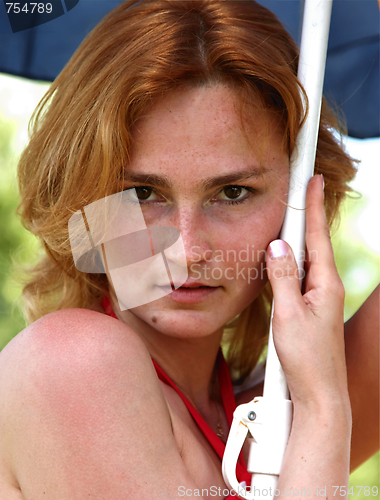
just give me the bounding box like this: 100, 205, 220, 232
102, 297, 251, 496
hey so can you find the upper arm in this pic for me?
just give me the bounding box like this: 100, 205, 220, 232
344, 285, 379, 471
0, 309, 198, 500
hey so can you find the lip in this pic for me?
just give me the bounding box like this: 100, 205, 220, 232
173, 280, 216, 288
156, 279, 217, 288
157, 284, 220, 303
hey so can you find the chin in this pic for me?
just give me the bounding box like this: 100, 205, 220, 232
148, 308, 227, 338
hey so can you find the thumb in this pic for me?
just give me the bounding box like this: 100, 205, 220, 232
266, 240, 304, 315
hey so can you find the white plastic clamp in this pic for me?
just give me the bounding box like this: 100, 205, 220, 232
222, 397, 293, 499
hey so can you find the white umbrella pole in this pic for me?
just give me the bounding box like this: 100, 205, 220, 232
251, 0, 333, 493
263, 0, 333, 398
222, 2, 333, 498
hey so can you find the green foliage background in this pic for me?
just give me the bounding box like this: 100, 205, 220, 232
0, 74, 378, 496
0, 112, 39, 346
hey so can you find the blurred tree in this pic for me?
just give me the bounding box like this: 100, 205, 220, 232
0, 113, 39, 349
332, 193, 380, 321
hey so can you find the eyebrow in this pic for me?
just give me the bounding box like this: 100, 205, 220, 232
124, 167, 268, 191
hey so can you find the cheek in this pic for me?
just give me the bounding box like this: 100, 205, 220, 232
257, 199, 287, 243
214, 199, 287, 262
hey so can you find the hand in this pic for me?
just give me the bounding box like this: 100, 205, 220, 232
266, 174, 350, 413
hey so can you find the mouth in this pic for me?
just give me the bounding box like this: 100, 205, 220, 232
158, 280, 217, 289
157, 283, 220, 303
173, 280, 217, 288
177, 285, 213, 289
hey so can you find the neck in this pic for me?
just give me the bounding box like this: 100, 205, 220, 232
152, 336, 222, 410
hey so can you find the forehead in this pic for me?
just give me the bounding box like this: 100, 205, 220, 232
128, 84, 288, 187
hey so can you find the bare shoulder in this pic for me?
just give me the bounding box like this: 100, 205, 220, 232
0, 308, 153, 421
0, 307, 146, 364
0, 309, 195, 500
0, 307, 154, 413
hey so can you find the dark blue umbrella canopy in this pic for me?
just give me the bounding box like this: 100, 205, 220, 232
0, 0, 379, 138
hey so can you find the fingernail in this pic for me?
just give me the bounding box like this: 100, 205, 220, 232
321, 174, 325, 191
269, 240, 288, 259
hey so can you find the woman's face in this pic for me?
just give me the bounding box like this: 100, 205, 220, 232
109, 84, 289, 340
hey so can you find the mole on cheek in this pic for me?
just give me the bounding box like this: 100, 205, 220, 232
151, 316, 157, 323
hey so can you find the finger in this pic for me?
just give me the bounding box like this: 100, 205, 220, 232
305, 174, 338, 278
301, 247, 312, 295
266, 239, 305, 316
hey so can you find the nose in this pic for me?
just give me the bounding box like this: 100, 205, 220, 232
162, 206, 213, 269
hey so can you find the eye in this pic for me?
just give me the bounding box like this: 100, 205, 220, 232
124, 186, 161, 203
135, 187, 155, 201
214, 185, 255, 205
123, 184, 255, 206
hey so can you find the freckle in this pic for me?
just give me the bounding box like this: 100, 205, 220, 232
152, 315, 157, 323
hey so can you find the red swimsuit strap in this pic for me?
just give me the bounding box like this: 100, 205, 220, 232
101, 297, 251, 486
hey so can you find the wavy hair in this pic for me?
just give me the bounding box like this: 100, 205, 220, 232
17, 0, 357, 381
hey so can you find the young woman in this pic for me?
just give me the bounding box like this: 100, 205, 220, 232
0, 1, 378, 499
